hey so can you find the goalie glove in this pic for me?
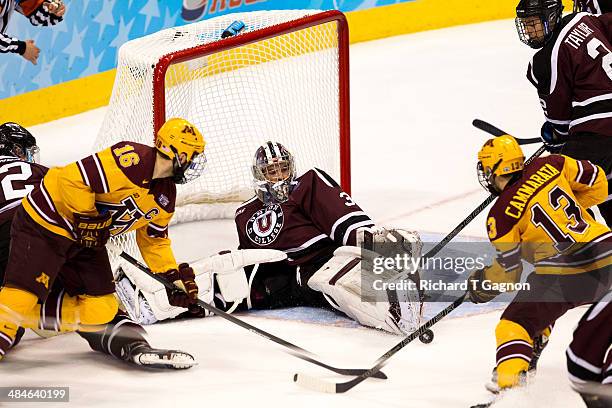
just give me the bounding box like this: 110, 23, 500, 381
357, 227, 423, 258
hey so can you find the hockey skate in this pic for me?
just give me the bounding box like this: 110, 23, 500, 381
122, 342, 196, 370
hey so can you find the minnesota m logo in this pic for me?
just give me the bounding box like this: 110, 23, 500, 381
36, 272, 50, 289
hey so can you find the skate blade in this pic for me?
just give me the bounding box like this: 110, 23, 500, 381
137, 351, 198, 370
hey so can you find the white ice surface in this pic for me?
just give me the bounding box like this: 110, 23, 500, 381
4, 19, 587, 407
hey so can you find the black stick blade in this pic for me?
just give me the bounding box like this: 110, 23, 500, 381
472, 119, 507, 137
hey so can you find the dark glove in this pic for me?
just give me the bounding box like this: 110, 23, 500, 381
467, 268, 501, 304
540, 122, 566, 153
74, 212, 112, 248
158, 263, 199, 308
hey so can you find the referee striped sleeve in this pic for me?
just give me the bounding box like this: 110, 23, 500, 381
0, 32, 24, 54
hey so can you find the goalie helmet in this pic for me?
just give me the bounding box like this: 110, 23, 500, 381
0, 122, 39, 163
252, 141, 296, 203
477, 136, 525, 195
156, 117, 206, 185
516, 0, 563, 49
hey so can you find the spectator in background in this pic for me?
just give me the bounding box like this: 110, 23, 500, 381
0, 0, 66, 65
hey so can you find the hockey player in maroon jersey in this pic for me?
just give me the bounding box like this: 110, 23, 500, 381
0, 122, 196, 369
231, 141, 424, 335
118, 141, 424, 334
566, 291, 612, 408
517, 0, 612, 226
574, 0, 612, 13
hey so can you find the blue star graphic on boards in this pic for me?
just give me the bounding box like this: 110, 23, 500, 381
9, 83, 19, 98
32, 54, 56, 89
94, 0, 117, 42
163, 8, 180, 30
0, 63, 8, 93
140, 0, 161, 33
80, 48, 104, 77
50, 16, 70, 46
110, 16, 136, 51
63, 25, 88, 68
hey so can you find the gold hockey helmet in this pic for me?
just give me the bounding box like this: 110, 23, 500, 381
477, 135, 525, 194
155, 118, 206, 184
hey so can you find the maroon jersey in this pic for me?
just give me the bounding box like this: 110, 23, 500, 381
0, 155, 48, 224
566, 291, 612, 384
527, 13, 612, 138
235, 168, 374, 265
575, 0, 612, 13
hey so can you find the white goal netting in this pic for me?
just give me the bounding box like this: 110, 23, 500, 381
95, 9, 348, 223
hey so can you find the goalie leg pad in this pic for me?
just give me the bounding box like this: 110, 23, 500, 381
113, 249, 287, 323
307, 246, 422, 335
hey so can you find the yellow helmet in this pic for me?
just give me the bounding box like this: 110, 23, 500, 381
477, 135, 524, 194
155, 117, 207, 184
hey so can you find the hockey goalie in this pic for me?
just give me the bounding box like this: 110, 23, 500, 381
116, 141, 425, 337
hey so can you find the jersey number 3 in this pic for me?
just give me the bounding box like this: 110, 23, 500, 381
530, 186, 588, 248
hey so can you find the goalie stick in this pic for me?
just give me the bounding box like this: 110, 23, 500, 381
108, 245, 387, 379
424, 122, 545, 259
472, 119, 540, 145
294, 122, 545, 393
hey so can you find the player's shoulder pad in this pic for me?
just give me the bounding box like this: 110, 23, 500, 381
0, 156, 49, 177
311, 168, 341, 188
107, 141, 156, 188
235, 195, 260, 218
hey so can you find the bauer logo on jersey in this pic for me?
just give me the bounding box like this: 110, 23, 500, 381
246, 204, 284, 245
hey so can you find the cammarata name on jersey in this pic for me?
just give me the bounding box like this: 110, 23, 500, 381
372, 279, 531, 293
505, 163, 561, 219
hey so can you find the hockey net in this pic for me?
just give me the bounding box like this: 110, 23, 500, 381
94, 10, 350, 263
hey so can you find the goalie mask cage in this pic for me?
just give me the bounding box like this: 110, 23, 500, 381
95, 10, 350, 230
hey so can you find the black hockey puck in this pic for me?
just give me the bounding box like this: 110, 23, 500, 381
419, 329, 434, 344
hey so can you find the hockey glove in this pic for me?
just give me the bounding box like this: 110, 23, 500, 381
158, 263, 199, 308
74, 212, 112, 248
540, 122, 566, 153
467, 268, 502, 304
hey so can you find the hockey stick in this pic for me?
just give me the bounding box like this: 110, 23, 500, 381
472, 119, 540, 145
424, 127, 545, 260
294, 292, 468, 393
109, 245, 387, 379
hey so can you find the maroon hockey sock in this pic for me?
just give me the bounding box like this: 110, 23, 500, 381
78, 310, 148, 360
